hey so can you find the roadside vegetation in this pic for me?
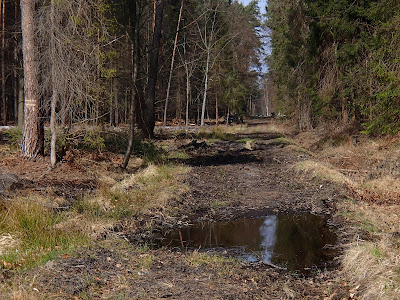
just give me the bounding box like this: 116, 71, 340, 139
293, 126, 400, 299
0, 128, 190, 274
2, 121, 400, 299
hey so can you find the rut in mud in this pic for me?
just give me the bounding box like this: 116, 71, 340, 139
1, 128, 349, 299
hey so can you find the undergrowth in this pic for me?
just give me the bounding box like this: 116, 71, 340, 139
0, 198, 88, 269
73, 164, 190, 223
294, 128, 400, 299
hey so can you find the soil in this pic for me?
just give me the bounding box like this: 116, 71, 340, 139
0, 123, 351, 299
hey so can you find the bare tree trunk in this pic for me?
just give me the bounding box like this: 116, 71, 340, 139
14, 0, 18, 124
176, 79, 181, 120
163, 0, 183, 126
50, 94, 57, 166
200, 49, 210, 126
215, 93, 219, 125
0, 0, 2, 123
1, 0, 6, 125
140, 0, 164, 138
50, 2, 57, 167
122, 2, 138, 169
114, 84, 119, 126
21, 0, 41, 159
124, 88, 128, 123
185, 73, 190, 127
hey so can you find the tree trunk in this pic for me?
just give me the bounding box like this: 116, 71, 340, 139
20, 0, 41, 159
176, 78, 181, 121
50, 2, 57, 167
14, 0, 18, 124
14, 52, 18, 124
185, 71, 190, 127
121, 2, 139, 169
140, 0, 164, 138
1, 0, 6, 125
215, 93, 219, 126
114, 84, 119, 126
163, 0, 183, 126
200, 49, 210, 126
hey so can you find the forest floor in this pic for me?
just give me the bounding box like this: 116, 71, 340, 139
1, 120, 400, 299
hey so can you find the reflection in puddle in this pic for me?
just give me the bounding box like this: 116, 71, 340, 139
157, 214, 337, 272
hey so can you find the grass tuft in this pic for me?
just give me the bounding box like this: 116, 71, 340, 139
0, 198, 88, 268
295, 160, 353, 186
338, 199, 400, 299
342, 237, 400, 299
74, 164, 190, 222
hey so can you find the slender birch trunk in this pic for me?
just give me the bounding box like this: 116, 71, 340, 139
200, 48, 210, 126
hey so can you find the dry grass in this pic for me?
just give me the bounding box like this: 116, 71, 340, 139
294, 160, 354, 186
293, 128, 400, 299
109, 164, 190, 212
342, 236, 400, 299
363, 176, 400, 194
185, 250, 239, 277
225, 120, 293, 136
74, 164, 190, 222
0, 234, 19, 256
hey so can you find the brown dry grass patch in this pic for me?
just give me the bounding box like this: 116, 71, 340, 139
339, 200, 400, 299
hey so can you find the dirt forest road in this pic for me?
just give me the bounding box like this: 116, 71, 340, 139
1, 123, 350, 299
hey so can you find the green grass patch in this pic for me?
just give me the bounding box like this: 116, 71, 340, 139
186, 252, 239, 268
372, 246, 382, 259
195, 127, 235, 141
269, 137, 298, 146
168, 151, 190, 160
0, 199, 88, 269
3, 128, 22, 150
133, 139, 167, 163
361, 220, 379, 233
237, 138, 256, 143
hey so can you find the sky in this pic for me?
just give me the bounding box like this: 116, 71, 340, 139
238, 0, 267, 15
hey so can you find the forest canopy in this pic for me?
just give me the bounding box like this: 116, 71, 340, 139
0, 0, 264, 162
267, 0, 400, 134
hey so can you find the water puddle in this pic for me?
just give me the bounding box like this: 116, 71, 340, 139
156, 214, 337, 272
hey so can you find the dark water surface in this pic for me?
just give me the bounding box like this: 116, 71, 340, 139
157, 214, 337, 272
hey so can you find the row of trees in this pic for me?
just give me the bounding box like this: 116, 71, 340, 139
0, 0, 263, 164
267, 0, 400, 134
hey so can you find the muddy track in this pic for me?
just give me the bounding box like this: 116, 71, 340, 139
2, 130, 350, 299
173, 136, 344, 222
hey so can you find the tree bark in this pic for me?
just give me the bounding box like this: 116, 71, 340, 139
139, 0, 164, 138
20, 0, 41, 159
1, 0, 6, 125
50, 2, 57, 167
